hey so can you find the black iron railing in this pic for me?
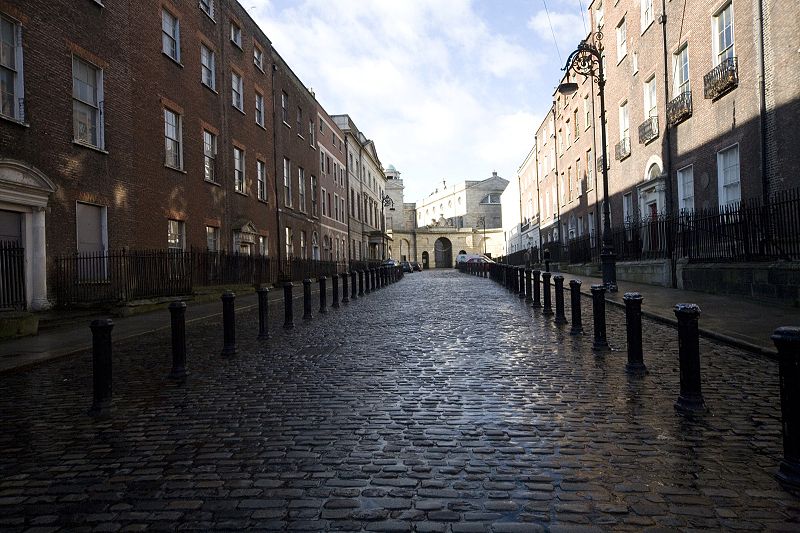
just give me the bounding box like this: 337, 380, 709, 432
667, 91, 692, 126
615, 136, 631, 160
704, 57, 738, 100
638, 116, 659, 144
0, 240, 25, 310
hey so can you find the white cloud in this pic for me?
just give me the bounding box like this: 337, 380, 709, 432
527, 10, 590, 65
252, 0, 547, 202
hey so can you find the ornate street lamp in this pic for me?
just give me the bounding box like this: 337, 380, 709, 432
557, 32, 617, 292
477, 216, 487, 255
380, 194, 395, 259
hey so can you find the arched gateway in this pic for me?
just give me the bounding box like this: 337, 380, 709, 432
434, 237, 453, 268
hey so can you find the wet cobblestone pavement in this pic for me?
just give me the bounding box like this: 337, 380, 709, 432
1, 270, 799, 532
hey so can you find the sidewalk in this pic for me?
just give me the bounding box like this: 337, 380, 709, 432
553, 269, 799, 357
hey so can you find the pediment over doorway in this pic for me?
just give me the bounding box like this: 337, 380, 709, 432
0, 159, 56, 208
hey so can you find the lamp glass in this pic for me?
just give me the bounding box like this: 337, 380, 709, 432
557, 82, 579, 95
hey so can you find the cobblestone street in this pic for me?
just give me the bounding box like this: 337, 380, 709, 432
1, 270, 798, 532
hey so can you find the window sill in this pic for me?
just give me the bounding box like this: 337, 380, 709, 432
162, 52, 184, 68
282, 121, 291, 129
165, 164, 187, 174
201, 8, 216, 23
202, 82, 218, 94
617, 52, 627, 66
73, 140, 108, 154
234, 190, 248, 197
297, 134, 305, 140
204, 178, 222, 187
233, 105, 245, 115
0, 114, 29, 128
256, 122, 266, 131
231, 40, 243, 50
254, 63, 265, 73
258, 198, 269, 205
641, 19, 654, 36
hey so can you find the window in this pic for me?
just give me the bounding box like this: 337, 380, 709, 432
161, 9, 180, 62
583, 96, 591, 129
281, 91, 288, 123
595, 0, 604, 29
283, 157, 291, 206
573, 109, 579, 138
203, 129, 216, 182
567, 167, 573, 200
255, 92, 264, 126
311, 175, 318, 216
199, 0, 214, 18
718, 145, 740, 206
230, 22, 241, 47
300, 230, 307, 259
164, 108, 182, 169
334, 193, 339, 221
641, 0, 654, 31
285, 227, 293, 258
677, 165, 694, 211
257, 159, 266, 201
321, 187, 327, 216
233, 147, 245, 193
623, 193, 633, 224
587, 148, 594, 189
1, 14, 24, 121
206, 226, 219, 252
259, 235, 267, 256
231, 72, 243, 110
644, 76, 657, 117
200, 45, 215, 89
616, 18, 627, 61
713, 3, 734, 65
565, 122, 571, 146
576, 158, 582, 195
296, 106, 302, 132
72, 56, 103, 148
253, 45, 264, 71
619, 101, 629, 140
309, 119, 315, 146
632, 51, 639, 75
298, 168, 306, 211
674, 44, 690, 95
168, 219, 185, 250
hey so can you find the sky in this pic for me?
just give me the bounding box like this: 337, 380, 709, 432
248, 0, 591, 204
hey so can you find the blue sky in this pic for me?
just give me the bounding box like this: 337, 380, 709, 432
249, 0, 590, 203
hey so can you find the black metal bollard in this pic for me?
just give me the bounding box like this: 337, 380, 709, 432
331, 273, 340, 309
525, 269, 532, 303
257, 287, 270, 340
518, 268, 526, 299
674, 304, 706, 413
358, 270, 365, 296
221, 291, 237, 356
553, 275, 567, 325
372, 268, 377, 291
569, 280, 583, 334
772, 327, 800, 492
341, 272, 350, 303
364, 269, 371, 294
283, 282, 294, 329
541, 272, 553, 316
168, 301, 187, 381
302, 279, 313, 320
318, 276, 327, 314
351, 270, 358, 299
591, 284, 609, 351
532, 270, 542, 308
88, 318, 114, 416
624, 293, 646, 376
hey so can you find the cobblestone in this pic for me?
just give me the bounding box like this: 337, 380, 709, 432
0, 270, 798, 530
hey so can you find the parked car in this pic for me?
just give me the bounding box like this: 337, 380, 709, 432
412, 262, 422, 271
382, 259, 400, 267
466, 256, 494, 264
400, 261, 413, 272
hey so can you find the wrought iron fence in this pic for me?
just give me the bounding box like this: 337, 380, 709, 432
615, 136, 631, 161
703, 57, 738, 100
667, 90, 692, 126
0, 240, 25, 310
638, 116, 659, 144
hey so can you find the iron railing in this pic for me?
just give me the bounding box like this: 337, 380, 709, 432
0, 240, 25, 310
638, 116, 659, 144
667, 91, 692, 126
615, 136, 631, 161
704, 57, 738, 100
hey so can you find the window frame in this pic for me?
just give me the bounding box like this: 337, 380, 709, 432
230, 21, 242, 48
161, 8, 181, 63
203, 129, 217, 183
255, 91, 264, 126
253, 44, 264, 71
712, 2, 735, 65
618, 100, 630, 141
199, 0, 214, 20
643, 75, 657, 118
167, 219, 185, 251
677, 164, 694, 212
616, 17, 627, 62
163, 107, 183, 170
200, 44, 215, 90
283, 157, 292, 207
674, 44, 690, 95
231, 71, 243, 111
71, 55, 104, 149
206, 225, 219, 252
298, 167, 306, 212
0, 13, 25, 123
717, 144, 740, 206
281, 91, 289, 124
233, 146, 245, 193
256, 159, 267, 201
641, 0, 654, 33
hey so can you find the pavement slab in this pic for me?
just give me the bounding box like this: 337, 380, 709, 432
0, 269, 798, 531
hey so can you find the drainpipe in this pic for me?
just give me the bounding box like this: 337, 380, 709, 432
660, 0, 677, 288
756, 0, 769, 203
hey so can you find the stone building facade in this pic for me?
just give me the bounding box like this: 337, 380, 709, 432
315, 101, 348, 262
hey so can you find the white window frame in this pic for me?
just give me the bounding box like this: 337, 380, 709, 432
616, 17, 627, 62
161, 9, 180, 63
164, 108, 182, 169
0, 14, 25, 122
281, 91, 288, 124
674, 44, 690, 95
231, 71, 243, 111
321, 187, 327, 217
619, 101, 629, 141
677, 164, 694, 212
199, 0, 214, 20
230, 22, 242, 48
643, 76, 657, 118
283, 157, 292, 207
234, 147, 245, 193
167, 219, 185, 251
298, 167, 306, 212
285, 227, 293, 258
641, 0, 654, 33
712, 2, 735, 65
259, 235, 267, 256
203, 129, 216, 182
257, 159, 266, 201
72, 55, 104, 149
206, 225, 219, 252
717, 144, 740, 206
253, 45, 264, 71
255, 92, 264, 126
200, 44, 215, 90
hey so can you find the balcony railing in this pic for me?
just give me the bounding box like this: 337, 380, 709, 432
596, 155, 607, 174
638, 116, 659, 144
667, 90, 693, 126
615, 136, 631, 161
704, 57, 738, 100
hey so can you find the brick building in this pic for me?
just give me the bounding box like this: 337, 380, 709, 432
315, 101, 348, 262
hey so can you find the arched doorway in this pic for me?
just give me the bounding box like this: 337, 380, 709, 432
421, 250, 429, 269
434, 237, 452, 268
458, 249, 466, 255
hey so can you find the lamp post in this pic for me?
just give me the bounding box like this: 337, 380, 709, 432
557, 32, 617, 292
380, 193, 395, 260
477, 216, 487, 255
